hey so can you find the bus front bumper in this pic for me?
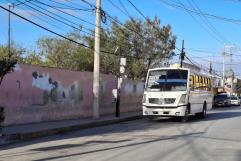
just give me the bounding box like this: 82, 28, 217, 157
142, 105, 187, 117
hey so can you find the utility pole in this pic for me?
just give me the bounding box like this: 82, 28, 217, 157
230, 53, 233, 95
222, 52, 225, 92
93, 0, 101, 119
209, 62, 212, 74
115, 49, 126, 117
116, 49, 121, 117
8, 3, 12, 57
180, 40, 185, 68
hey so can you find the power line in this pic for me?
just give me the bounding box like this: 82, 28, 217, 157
46, 0, 94, 11
126, 0, 181, 51
32, 0, 145, 54
188, 0, 231, 44
126, 0, 147, 19
188, 53, 241, 65
14, 0, 34, 7
105, 0, 157, 49
15, 0, 91, 35
186, 48, 218, 54
16, 4, 69, 33
33, 0, 96, 27
118, 0, 132, 17
13, 0, 98, 35
21, 0, 128, 47
158, 0, 241, 25
84, 0, 178, 58
0, 5, 88, 47
81, 0, 154, 45
174, 0, 224, 44
14, 0, 162, 60
184, 55, 196, 66
0, 5, 136, 59
106, 0, 130, 18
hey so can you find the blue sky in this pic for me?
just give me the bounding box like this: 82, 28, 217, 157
1, 0, 241, 76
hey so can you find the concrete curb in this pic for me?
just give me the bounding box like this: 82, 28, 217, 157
1, 115, 142, 146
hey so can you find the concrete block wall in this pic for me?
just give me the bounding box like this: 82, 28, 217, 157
0, 64, 144, 126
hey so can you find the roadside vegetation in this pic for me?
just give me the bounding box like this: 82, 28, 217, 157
0, 17, 176, 80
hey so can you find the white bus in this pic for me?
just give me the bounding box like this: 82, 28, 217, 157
142, 66, 213, 122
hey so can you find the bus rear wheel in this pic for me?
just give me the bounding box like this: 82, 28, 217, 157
196, 102, 207, 119
200, 102, 207, 118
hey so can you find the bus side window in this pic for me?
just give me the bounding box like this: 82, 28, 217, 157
208, 78, 211, 91
190, 75, 194, 90
202, 77, 204, 90
199, 76, 202, 90
205, 77, 208, 91
203, 77, 206, 91
194, 75, 199, 90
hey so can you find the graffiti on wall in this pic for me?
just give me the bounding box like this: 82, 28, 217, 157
32, 71, 83, 105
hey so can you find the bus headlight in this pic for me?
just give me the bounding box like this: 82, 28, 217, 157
142, 94, 146, 103
178, 94, 186, 105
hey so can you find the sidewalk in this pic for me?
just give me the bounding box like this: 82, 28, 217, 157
0, 111, 142, 146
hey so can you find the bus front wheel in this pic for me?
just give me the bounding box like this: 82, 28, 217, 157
181, 105, 189, 123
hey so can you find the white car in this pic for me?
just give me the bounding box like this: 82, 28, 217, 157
230, 96, 241, 106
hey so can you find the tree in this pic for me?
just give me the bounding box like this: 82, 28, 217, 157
71, 46, 94, 71
20, 50, 44, 66
37, 30, 95, 71
0, 44, 24, 85
84, 28, 119, 75
34, 17, 176, 79
37, 30, 80, 69
109, 16, 176, 79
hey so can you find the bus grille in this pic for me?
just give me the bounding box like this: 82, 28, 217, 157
149, 98, 175, 104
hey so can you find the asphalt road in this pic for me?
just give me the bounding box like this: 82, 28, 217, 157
1, 106, 241, 161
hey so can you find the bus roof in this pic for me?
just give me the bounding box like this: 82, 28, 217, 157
148, 67, 212, 78
148, 67, 189, 72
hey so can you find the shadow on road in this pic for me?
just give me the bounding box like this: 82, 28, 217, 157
1, 108, 241, 151
212, 106, 241, 111
203, 111, 241, 121
29, 132, 204, 161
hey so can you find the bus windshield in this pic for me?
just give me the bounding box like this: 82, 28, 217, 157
146, 69, 188, 92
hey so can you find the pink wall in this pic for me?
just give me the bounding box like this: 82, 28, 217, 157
0, 64, 144, 126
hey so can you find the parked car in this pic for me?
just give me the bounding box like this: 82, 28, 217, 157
214, 94, 231, 107
230, 96, 241, 106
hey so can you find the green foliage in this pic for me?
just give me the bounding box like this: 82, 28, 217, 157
0, 45, 23, 85
71, 46, 94, 71
36, 30, 94, 71
5, 17, 176, 80
37, 36, 78, 69
20, 51, 44, 66
80, 17, 176, 79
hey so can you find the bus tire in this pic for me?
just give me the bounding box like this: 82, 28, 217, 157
200, 102, 207, 118
181, 105, 189, 123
